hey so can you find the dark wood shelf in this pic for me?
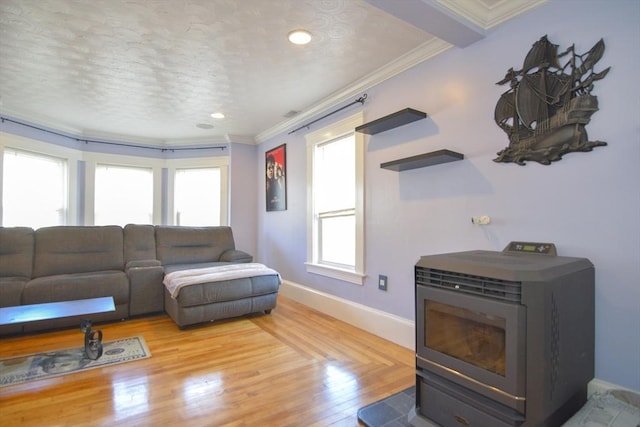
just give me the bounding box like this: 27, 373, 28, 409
355, 108, 427, 135
381, 149, 464, 171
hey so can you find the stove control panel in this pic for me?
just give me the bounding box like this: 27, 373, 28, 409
503, 241, 557, 256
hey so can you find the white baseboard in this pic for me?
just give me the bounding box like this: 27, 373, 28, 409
279, 280, 415, 350
279, 281, 635, 398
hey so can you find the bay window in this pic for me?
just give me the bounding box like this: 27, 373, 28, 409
2, 148, 68, 228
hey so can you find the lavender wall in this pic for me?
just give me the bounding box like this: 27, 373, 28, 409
229, 142, 258, 257
257, 0, 640, 391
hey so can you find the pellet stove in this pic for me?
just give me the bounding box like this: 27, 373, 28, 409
409, 242, 594, 427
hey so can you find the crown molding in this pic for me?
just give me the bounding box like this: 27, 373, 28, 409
79, 129, 177, 147
255, 38, 452, 143
0, 108, 83, 137
224, 134, 256, 145
436, 0, 549, 29
0, 109, 238, 148
255, 0, 549, 144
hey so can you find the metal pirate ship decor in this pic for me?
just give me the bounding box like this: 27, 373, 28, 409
494, 35, 610, 165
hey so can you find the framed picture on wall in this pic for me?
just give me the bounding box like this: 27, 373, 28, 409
265, 144, 287, 211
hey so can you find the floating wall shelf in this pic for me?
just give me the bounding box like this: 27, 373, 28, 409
381, 149, 464, 171
355, 108, 427, 135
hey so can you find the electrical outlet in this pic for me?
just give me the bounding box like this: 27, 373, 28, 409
378, 275, 388, 291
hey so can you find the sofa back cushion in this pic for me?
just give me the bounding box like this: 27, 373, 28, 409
0, 227, 34, 278
124, 224, 157, 262
33, 226, 124, 277
155, 226, 235, 266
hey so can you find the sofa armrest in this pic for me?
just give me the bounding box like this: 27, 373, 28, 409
219, 250, 253, 263
126, 261, 164, 316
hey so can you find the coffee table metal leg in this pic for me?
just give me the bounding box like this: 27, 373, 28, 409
80, 319, 104, 360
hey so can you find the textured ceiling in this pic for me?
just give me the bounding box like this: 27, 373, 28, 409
0, 0, 545, 146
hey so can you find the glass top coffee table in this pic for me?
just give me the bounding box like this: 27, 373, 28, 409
0, 297, 115, 360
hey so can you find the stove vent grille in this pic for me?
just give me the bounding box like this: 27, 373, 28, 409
416, 267, 522, 303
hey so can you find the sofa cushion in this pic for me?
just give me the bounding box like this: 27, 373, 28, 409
33, 226, 124, 277
23, 271, 129, 306
219, 249, 253, 263
0, 277, 28, 307
155, 226, 236, 266
22, 271, 130, 333
0, 227, 34, 279
124, 224, 157, 262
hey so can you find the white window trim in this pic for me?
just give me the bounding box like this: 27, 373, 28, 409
166, 156, 229, 226
1, 132, 81, 225
83, 152, 163, 225
93, 163, 155, 226
0, 132, 230, 227
305, 112, 365, 285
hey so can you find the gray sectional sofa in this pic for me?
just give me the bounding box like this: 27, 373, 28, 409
0, 225, 281, 335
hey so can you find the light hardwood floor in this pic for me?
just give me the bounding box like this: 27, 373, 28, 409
0, 296, 415, 426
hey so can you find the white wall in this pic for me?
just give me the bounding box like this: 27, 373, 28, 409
257, 0, 640, 391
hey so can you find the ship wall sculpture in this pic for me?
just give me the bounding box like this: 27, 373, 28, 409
494, 35, 610, 165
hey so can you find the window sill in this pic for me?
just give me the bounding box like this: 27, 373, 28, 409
305, 263, 365, 285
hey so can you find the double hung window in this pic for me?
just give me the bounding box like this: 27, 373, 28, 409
94, 164, 153, 226
173, 167, 223, 226
2, 148, 68, 228
305, 112, 364, 284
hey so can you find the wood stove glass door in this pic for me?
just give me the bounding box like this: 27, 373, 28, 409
416, 286, 526, 406
426, 300, 507, 376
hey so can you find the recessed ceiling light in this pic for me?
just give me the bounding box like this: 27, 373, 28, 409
210, 112, 225, 119
288, 29, 312, 45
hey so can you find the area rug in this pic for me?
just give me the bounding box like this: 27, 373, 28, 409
357, 386, 416, 427
0, 336, 150, 387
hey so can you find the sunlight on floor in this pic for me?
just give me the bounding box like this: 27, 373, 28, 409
112, 376, 150, 420
182, 372, 225, 416
323, 363, 359, 402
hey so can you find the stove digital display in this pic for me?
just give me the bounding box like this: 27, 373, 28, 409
504, 241, 557, 256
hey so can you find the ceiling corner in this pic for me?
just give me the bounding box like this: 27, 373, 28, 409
364, 0, 485, 47
436, 0, 550, 29
225, 135, 256, 145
